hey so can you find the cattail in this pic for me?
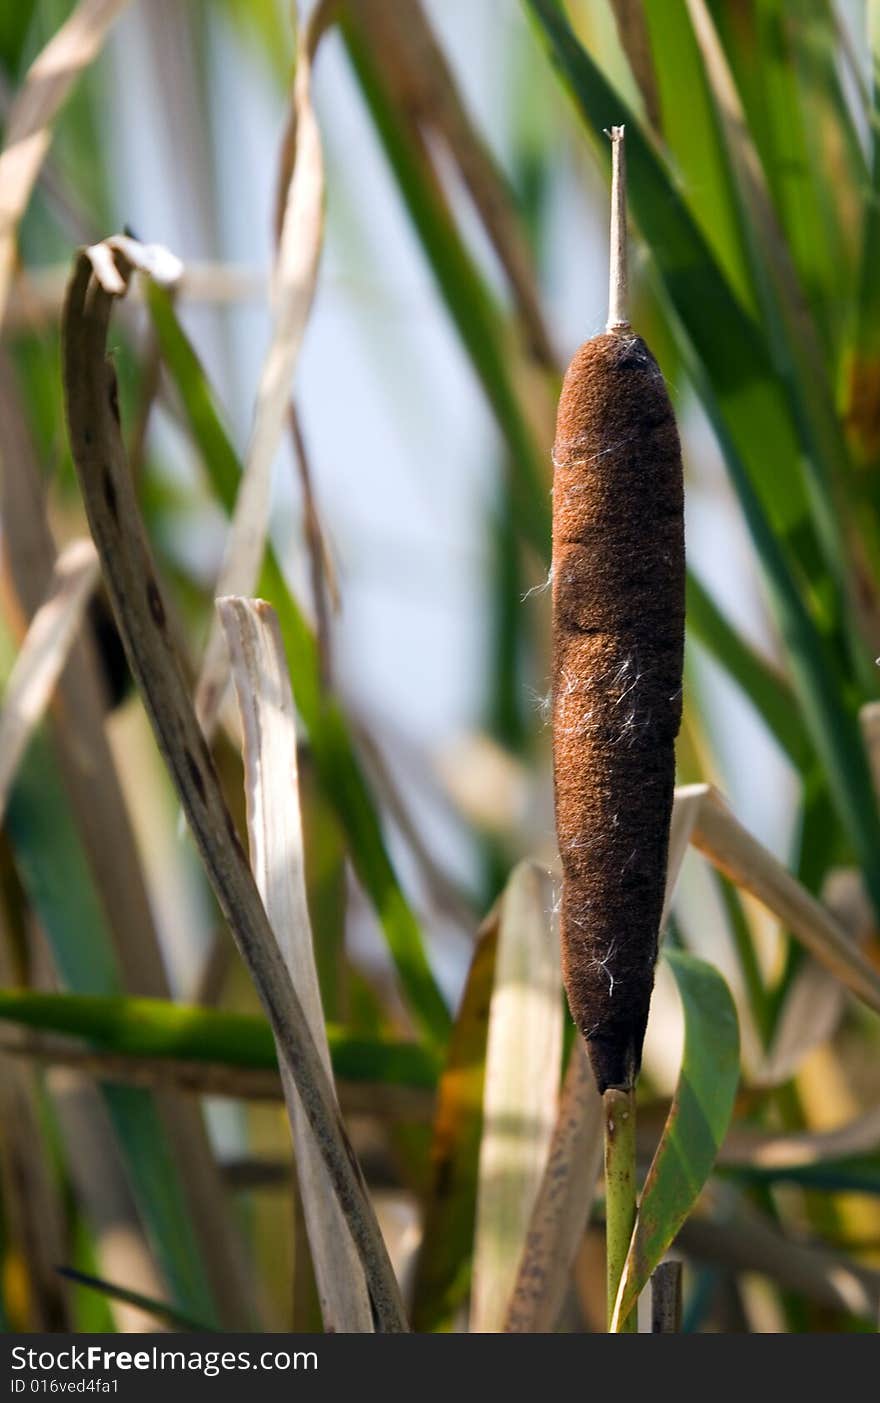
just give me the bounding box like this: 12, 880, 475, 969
552, 127, 685, 1094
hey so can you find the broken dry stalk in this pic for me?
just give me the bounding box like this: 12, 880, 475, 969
650, 1260, 682, 1333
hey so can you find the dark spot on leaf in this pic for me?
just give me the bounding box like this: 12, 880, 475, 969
146, 578, 166, 630
103, 469, 119, 524
224, 809, 243, 852
184, 749, 207, 805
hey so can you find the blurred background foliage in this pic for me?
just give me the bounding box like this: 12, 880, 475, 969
1, 0, 880, 1333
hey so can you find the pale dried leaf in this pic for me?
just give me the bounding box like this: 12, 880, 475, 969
757, 868, 874, 1086
470, 862, 562, 1333
196, 10, 326, 735
718, 1104, 880, 1172
503, 1039, 602, 1332
609, 0, 662, 130
860, 700, 880, 801
690, 786, 880, 1015
219, 595, 373, 1333
678, 1191, 880, 1321
0, 0, 130, 324
0, 539, 98, 820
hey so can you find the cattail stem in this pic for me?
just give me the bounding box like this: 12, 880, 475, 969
604, 1086, 637, 1332
606, 125, 628, 331
650, 1260, 682, 1333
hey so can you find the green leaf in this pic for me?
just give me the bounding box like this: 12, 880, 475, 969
685, 349, 880, 915
145, 282, 450, 1047
685, 571, 811, 772
524, 0, 875, 702
612, 948, 740, 1329
4, 736, 218, 1325
708, 0, 859, 359
640, 0, 756, 314
524, 0, 818, 551
840, 1, 880, 474
0, 988, 441, 1089
339, 10, 551, 561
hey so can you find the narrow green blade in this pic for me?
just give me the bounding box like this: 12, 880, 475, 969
612, 948, 740, 1329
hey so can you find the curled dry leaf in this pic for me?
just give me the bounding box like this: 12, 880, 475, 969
60, 243, 407, 1332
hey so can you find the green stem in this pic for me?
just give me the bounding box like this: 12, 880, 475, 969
604, 1086, 638, 1332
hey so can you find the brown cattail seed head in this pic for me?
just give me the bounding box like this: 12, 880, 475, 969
552, 328, 685, 1093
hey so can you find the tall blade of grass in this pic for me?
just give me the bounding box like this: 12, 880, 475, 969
0, 0, 130, 324
340, 9, 551, 561
196, 6, 327, 734
470, 863, 562, 1332
685, 572, 810, 771
685, 0, 880, 680
526, 0, 878, 690
638, 0, 756, 313
708, 0, 856, 359
0, 540, 97, 819
608, 0, 662, 132
146, 281, 450, 1046
525, 0, 815, 545
840, 0, 880, 477
0, 990, 440, 1089
611, 949, 740, 1331
221, 595, 373, 1332
683, 346, 880, 914
411, 910, 499, 1331
357, 0, 556, 369
62, 243, 407, 1330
